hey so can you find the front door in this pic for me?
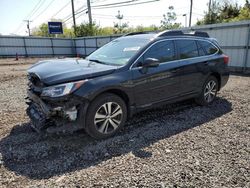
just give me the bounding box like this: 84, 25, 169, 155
131, 40, 182, 107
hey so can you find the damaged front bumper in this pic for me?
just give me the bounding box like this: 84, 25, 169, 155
26, 90, 88, 134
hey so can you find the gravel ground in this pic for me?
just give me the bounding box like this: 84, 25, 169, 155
0, 61, 249, 188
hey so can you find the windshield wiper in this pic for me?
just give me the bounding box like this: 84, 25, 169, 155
88, 59, 107, 65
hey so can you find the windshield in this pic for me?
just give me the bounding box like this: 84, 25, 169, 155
86, 37, 150, 66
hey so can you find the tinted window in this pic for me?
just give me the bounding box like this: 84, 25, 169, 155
176, 39, 199, 59
198, 41, 218, 55
197, 41, 206, 56
143, 40, 176, 63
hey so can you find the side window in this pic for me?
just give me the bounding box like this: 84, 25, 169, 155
176, 39, 199, 59
198, 41, 218, 55
197, 41, 206, 56
143, 40, 176, 63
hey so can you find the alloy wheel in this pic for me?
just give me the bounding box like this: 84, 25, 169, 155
94, 102, 123, 134
204, 80, 217, 103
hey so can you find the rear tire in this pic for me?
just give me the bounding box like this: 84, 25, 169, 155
195, 76, 219, 106
85, 93, 127, 139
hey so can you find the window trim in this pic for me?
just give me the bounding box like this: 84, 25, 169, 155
129, 38, 219, 70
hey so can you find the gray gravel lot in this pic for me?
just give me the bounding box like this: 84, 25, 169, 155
0, 61, 249, 187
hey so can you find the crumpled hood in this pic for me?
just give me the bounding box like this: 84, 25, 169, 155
28, 58, 118, 85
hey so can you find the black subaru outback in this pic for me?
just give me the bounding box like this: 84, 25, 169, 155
26, 30, 229, 139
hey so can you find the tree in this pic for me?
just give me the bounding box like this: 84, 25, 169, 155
161, 6, 181, 29
232, 0, 250, 21
75, 23, 99, 37
197, 0, 250, 25
32, 23, 51, 37
133, 25, 159, 32
197, 1, 221, 25
219, 2, 240, 22
97, 27, 114, 36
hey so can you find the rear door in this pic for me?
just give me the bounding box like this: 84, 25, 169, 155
175, 39, 204, 95
131, 40, 182, 107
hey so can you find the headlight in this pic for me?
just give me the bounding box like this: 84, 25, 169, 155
41, 80, 87, 97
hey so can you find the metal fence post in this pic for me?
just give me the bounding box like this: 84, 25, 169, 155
95, 37, 98, 51
243, 24, 250, 72
23, 37, 28, 57
72, 38, 76, 57
83, 38, 86, 56
50, 38, 55, 56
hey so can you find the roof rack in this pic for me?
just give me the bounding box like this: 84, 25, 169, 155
158, 30, 209, 38
193, 31, 209, 38
124, 31, 158, 36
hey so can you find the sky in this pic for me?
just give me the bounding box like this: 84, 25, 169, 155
0, 0, 246, 36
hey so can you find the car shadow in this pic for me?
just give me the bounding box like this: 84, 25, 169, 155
0, 97, 232, 180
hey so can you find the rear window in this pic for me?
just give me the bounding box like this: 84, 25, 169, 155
176, 39, 199, 59
198, 40, 218, 55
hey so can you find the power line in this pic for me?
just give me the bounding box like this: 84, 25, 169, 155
93, 13, 186, 20
92, 0, 140, 8
62, 2, 87, 21
63, 8, 88, 23
64, 0, 160, 26
25, 0, 43, 19
67, 0, 160, 19
51, 0, 71, 18
75, 7, 88, 15
94, 16, 161, 20
32, 0, 55, 21
92, 13, 162, 18
67, 9, 87, 24
62, 13, 74, 21
92, 0, 160, 9
13, 0, 45, 34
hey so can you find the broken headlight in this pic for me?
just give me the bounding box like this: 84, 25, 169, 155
41, 80, 87, 98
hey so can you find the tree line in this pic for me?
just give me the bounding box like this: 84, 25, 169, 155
31, 0, 250, 38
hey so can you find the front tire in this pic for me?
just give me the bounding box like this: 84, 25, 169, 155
85, 93, 127, 139
195, 76, 219, 106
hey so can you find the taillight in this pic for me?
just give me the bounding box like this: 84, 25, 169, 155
223, 55, 229, 64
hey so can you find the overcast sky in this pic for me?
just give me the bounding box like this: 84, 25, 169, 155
0, 0, 246, 36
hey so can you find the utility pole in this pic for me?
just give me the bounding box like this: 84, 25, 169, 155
24, 20, 32, 36
87, 0, 92, 25
71, 0, 76, 35
183, 14, 187, 27
189, 0, 193, 27
116, 10, 124, 33
208, 0, 212, 23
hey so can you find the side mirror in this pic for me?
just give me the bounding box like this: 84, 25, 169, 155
142, 58, 160, 68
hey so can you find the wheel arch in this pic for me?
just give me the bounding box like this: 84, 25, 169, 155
90, 88, 131, 117
210, 72, 221, 90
